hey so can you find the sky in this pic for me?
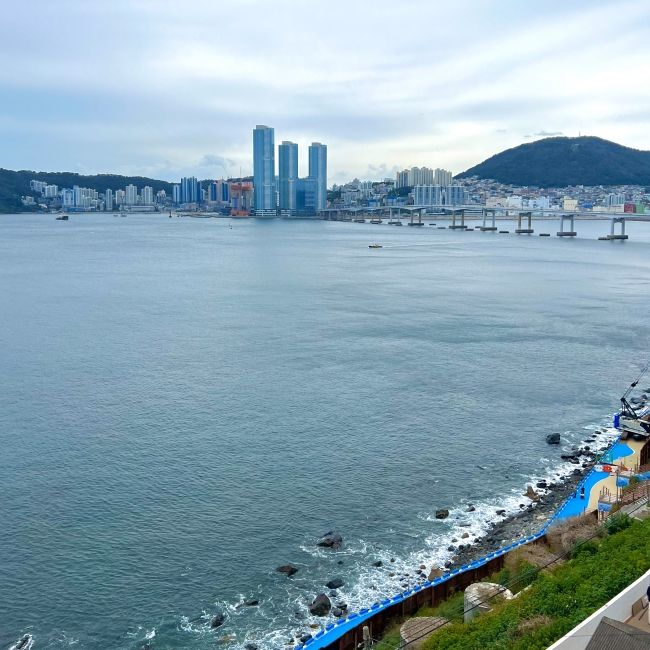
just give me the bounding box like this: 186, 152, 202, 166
1, 0, 649, 184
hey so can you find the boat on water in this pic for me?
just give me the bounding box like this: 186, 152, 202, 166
55, 214, 69, 221
368, 244, 383, 249
10, 634, 32, 650
615, 363, 650, 441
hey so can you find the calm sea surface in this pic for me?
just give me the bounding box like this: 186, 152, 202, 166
1, 214, 650, 649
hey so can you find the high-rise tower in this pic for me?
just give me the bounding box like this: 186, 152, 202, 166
278, 141, 298, 214
308, 142, 327, 211
253, 125, 276, 215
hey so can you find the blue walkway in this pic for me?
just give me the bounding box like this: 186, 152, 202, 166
298, 435, 635, 649
601, 441, 634, 464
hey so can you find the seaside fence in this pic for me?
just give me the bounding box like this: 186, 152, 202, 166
297, 431, 630, 650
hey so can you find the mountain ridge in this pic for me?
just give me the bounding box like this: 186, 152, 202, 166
456, 136, 650, 188
0, 168, 174, 213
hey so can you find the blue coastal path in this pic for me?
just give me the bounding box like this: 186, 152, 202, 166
298, 435, 644, 650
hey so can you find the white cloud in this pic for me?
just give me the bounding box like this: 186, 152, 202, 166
0, 0, 648, 181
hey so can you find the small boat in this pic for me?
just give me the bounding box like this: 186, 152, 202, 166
368, 244, 383, 249
11, 634, 33, 650
55, 214, 69, 221
615, 366, 650, 439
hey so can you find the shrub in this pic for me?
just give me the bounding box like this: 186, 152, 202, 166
420, 517, 650, 650
570, 540, 599, 560
604, 513, 632, 535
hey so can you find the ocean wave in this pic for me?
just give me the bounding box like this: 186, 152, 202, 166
172, 419, 620, 648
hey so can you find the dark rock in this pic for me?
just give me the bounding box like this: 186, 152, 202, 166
466, 505, 476, 512
308, 593, 332, 616
325, 578, 344, 589
546, 433, 561, 444
337, 560, 344, 565
428, 566, 443, 580
211, 613, 226, 628
372, 560, 383, 567
496, 509, 506, 516
447, 545, 456, 551
244, 599, 259, 607
299, 634, 312, 643
573, 468, 582, 475
331, 607, 344, 617
435, 509, 449, 519
294, 611, 305, 619
317, 531, 343, 549
390, 558, 395, 563
336, 602, 348, 610
536, 480, 548, 489
245, 644, 259, 650
451, 537, 458, 543
277, 564, 298, 576
525, 485, 539, 501
329, 590, 338, 597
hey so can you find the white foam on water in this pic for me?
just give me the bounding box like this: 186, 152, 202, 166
174, 418, 623, 649
8, 636, 33, 650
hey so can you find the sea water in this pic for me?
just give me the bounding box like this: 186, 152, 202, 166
1, 214, 650, 649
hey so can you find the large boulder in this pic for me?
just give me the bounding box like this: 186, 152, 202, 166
308, 593, 332, 616
277, 564, 298, 576
210, 613, 226, 628
317, 531, 343, 549
546, 433, 561, 445
325, 578, 344, 589
435, 509, 449, 519
524, 485, 539, 501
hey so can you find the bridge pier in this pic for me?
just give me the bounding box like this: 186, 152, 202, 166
605, 217, 628, 240
408, 209, 424, 226
515, 211, 534, 234
449, 209, 467, 229
479, 208, 497, 231
557, 214, 577, 237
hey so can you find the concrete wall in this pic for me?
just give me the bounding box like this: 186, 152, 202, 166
547, 568, 650, 650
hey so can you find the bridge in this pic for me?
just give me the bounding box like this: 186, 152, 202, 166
319, 205, 650, 240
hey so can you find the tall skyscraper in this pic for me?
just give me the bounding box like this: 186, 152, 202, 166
253, 125, 276, 214
125, 184, 138, 205
434, 168, 453, 186
308, 142, 327, 211
278, 141, 298, 214
180, 177, 201, 204
141, 186, 153, 205
172, 184, 181, 204
105, 189, 113, 211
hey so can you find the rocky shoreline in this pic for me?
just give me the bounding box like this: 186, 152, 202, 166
442, 437, 604, 571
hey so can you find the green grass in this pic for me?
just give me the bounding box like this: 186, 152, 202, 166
418, 516, 650, 650
373, 623, 402, 649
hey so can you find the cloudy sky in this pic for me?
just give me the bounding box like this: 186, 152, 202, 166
1, 0, 649, 184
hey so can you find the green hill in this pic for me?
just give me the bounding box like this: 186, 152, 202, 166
457, 136, 650, 187
0, 168, 175, 213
